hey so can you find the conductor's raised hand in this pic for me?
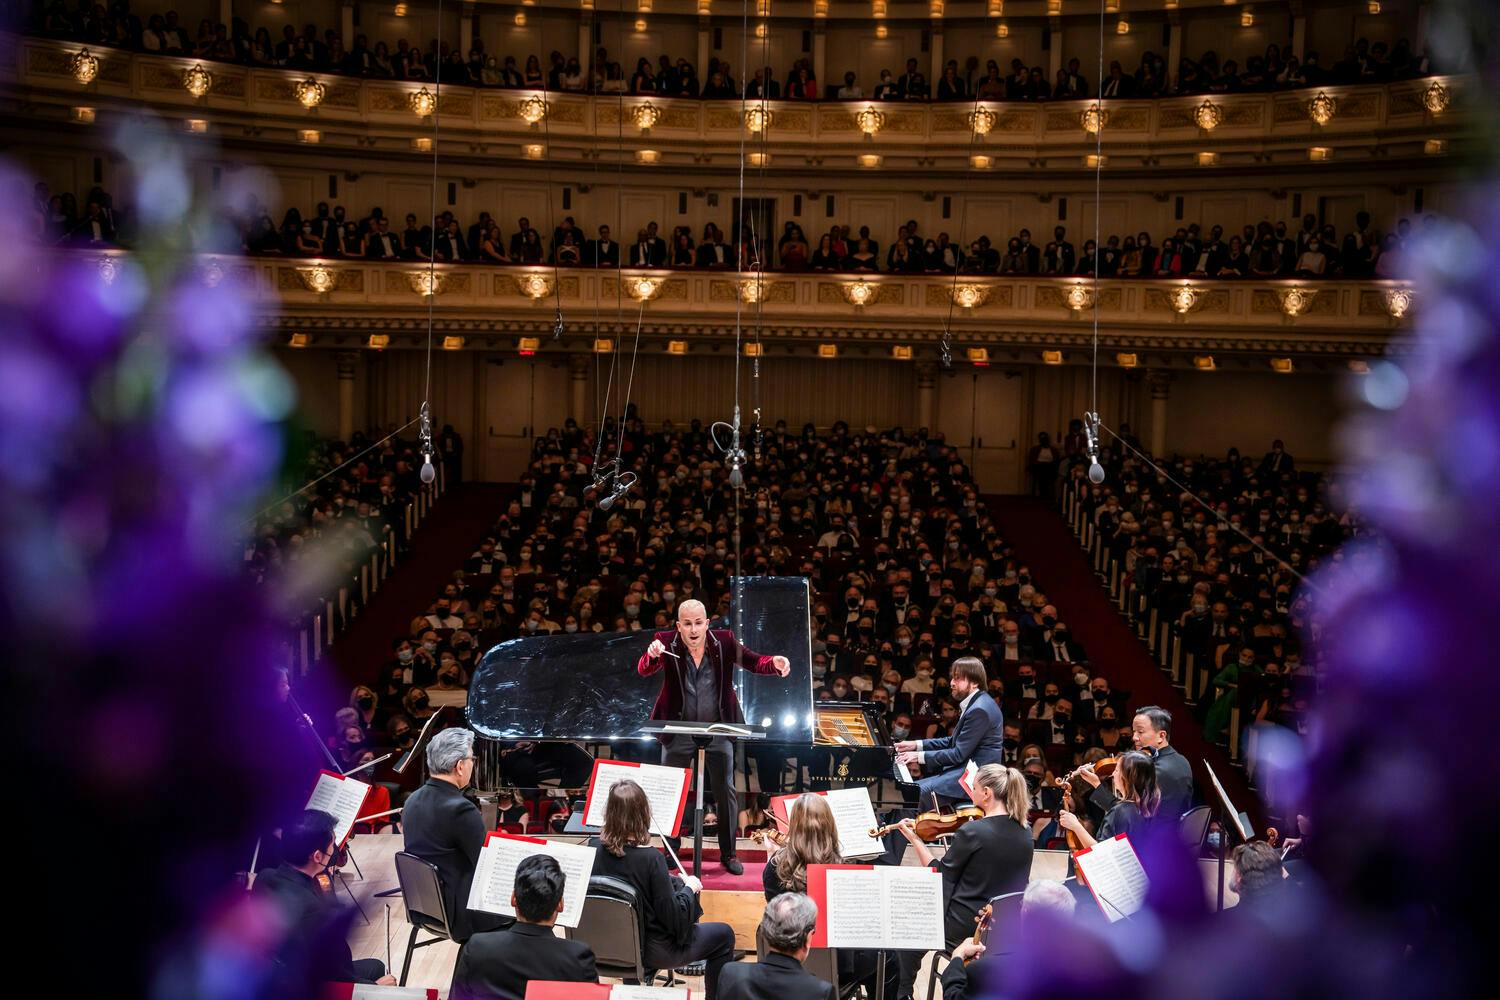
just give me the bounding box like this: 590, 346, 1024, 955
771, 655, 791, 676
647, 638, 666, 660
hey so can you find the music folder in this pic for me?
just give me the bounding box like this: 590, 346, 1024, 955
525, 986, 689, 999
467, 833, 597, 928
325, 986, 438, 1000
306, 770, 371, 847
1073, 832, 1150, 922
806, 863, 945, 950
581, 759, 693, 837
770, 788, 883, 859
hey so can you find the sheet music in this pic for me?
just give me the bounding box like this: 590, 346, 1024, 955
814, 865, 944, 950
582, 760, 692, 836
772, 788, 882, 859
306, 771, 371, 846
610, 987, 691, 999
467, 834, 597, 928
1203, 760, 1249, 843
1074, 833, 1150, 922
958, 759, 979, 803
325, 985, 439, 1000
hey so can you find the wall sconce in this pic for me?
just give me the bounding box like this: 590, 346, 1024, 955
747, 151, 771, 166
522, 143, 546, 158
367, 334, 391, 350
845, 280, 874, 306
1065, 284, 1094, 310
288, 333, 311, 348
666, 340, 689, 355
632, 102, 663, 133
1308, 146, 1332, 161
628, 276, 661, 300
638, 0, 652, 11
410, 271, 441, 297
96, 256, 118, 284
411, 136, 433, 152
593, 339, 614, 353
968, 108, 997, 136
1348, 359, 1371, 374
1307, 91, 1337, 125
1196, 151, 1219, 166
1047, 0, 1062, 12
745, 107, 772, 133
1104, 0, 1119, 11
409, 87, 437, 117
856, 153, 883, 168
200, 259, 224, 287
517, 273, 553, 299
740, 277, 765, 303
1171, 285, 1199, 314
855, 107, 885, 138
1193, 356, 1217, 371
519, 94, 548, 126
394, 2, 409, 14
1423, 80, 1450, 113
996, 21, 1009, 38
1080, 103, 1107, 134
872, 0, 887, 16
1194, 99, 1223, 131
294, 77, 326, 109
1367, 0, 1380, 12
744, 343, 763, 357
182, 63, 213, 98
988, 0, 1004, 14
929, 0, 945, 16
1042, 350, 1064, 365
1240, 8, 1253, 27
1383, 287, 1413, 319
892, 345, 914, 360
814, 0, 829, 16
517, 336, 541, 355
1116, 19, 1130, 34
953, 284, 984, 308
71, 106, 96, 123
183, 118, 209, 133
442, 336, 465, 350
298, 128, 321, 143
1279, 287, 1316, 316
697, 0, 711, 13
1424, 139, 1448, 155
1116, 352, 1138, 368
300, 266, 334, 293
1084, 153, 1107, 168
635, 18, 648, 31
966, 347, 990, 366
70, 48, 100, 84
635, 149, 661, 164
1270, 357, 1294, 374
818, 343, 840, 359
970, 154, 992, 168
875, 24, 888, 37
757, 0, 771, 14
754, 22, 769, 38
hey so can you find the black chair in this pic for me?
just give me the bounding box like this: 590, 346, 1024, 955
393, 851, 454, 986
924, 890, 1026, 999
565, 874, 666, 987
1179, 805, 1212, 852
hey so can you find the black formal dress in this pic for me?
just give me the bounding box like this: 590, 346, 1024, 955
719, 951, 836, 1000
897, 815, 1033, 996
587, 839, 736, 996
402, 778, 510, 941
254, 863, 386, 986
448, 921, 598, 1000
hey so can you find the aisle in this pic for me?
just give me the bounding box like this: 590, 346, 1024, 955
985, 495, 1256, 816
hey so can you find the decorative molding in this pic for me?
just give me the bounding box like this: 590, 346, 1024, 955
709, 279, 794, 304
601, 276, 688, 301
1252, 288, 1335, 315
1159, 102, 1263, 129
479, 95, 585, 123
1049, 105, 1148, 131
1035, 285, 1119, 310
30, 46, 130, 84
1144, 286, 1230, 314
817, 281, 904, 305
598, 103, 699, 129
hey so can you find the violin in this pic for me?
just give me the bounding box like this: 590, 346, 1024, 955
751, 827, 787, 848
869, 805, 983, 842
1056, 779, 1085, 853
965, 903, 994, 965
1059, 756, 1120, 786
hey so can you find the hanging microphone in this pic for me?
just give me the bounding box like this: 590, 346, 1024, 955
1085, 411, 1106, 484
727, 405, 745, 489
552, 308, 565, 340
598, 471, 636, 510
418, 401, 437, 483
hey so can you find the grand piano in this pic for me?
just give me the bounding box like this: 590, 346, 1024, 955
465, 577, 912, 803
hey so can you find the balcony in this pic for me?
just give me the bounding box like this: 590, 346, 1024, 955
5, 34, 1471, 174
60, 250, 1411, 364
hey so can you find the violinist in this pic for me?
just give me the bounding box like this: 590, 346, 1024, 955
1082, 705, 1194, 824
1057, 749, 1159, 847
892, 765, 1033, 1000
762, 794, 895, 997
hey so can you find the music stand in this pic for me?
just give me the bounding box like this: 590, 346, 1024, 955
639, 722, 767, 877
1202, 758, 1250, 913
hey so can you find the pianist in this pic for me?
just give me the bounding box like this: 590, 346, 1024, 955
639, 599, 791, 876
893, 657, 1006, 806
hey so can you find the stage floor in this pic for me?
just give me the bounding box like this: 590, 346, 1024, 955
337, 832, 952, 998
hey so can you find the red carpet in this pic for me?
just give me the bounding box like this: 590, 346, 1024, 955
985, 495, 1260, 825
328, 483, 511, 693
670, 848, 769, 890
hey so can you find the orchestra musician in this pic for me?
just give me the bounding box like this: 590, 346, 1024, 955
892, 658, 1006, 806
588, 779, 738, 999
401, 728, 511, 942
892, 764, 1033, 1000
253, 809, 395, 988
639, 599, 792, 876
718, 893, 837, 1000
761, 794, 897, 997
941, 880, 1077, 999
1080, 705, 1194, 824
448, 854, 599, 1000
1057, 749, 1160, 847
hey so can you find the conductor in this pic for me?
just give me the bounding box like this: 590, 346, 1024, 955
638, 599, 791, 876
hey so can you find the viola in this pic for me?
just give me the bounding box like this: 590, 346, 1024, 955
869, 805, 983, 842
966, 903, 994, 965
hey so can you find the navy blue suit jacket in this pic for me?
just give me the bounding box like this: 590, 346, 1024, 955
918, 691, 1006, 800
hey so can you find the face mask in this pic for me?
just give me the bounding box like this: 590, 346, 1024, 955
624, 605, 640, 618
526, 620, 540, 631
356, 696, 374, 710
812, 663, 827, 679
440, 672, 460, 685
663, 591, 675, 601
398, 649, 414, 663
422, 641, 437, 653
891, 725, 910, 740
1004, 635, 1019, 645
565, 623, 579, 633
1073, 672, 1089, 687
1044, 693, 1060, 704
984, 587, 997, 597
918, 669, 933, 679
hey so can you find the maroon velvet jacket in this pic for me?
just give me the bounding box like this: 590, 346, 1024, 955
637, 628, 779, 742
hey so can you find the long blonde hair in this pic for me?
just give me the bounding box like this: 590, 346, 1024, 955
973, 764, 1028, 825
772, 794, 841, 893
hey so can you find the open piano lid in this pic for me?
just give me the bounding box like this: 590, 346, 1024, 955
467, 576, 814, 742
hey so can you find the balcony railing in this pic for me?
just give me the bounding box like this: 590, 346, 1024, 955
7, 34, 1470, 169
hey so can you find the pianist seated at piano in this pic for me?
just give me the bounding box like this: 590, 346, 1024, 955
893, 657, 1006, 806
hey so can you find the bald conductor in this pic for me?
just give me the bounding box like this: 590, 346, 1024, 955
638, 600, 791, 875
